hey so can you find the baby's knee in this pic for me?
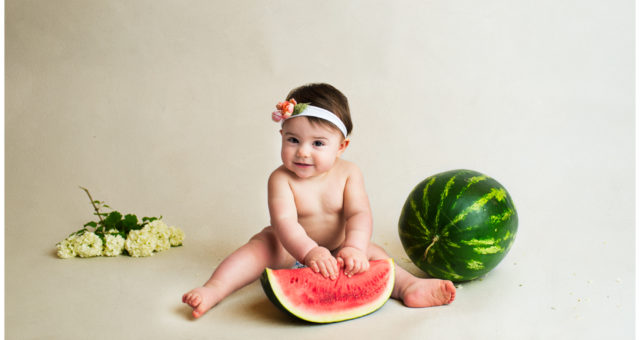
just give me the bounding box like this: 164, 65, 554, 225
249, 227, 292, 265
367, 242, 391, 260
247, 228, 273, 255
250, 226, 277, 244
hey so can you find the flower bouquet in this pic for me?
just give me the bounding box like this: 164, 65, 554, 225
56, 187, 185, 258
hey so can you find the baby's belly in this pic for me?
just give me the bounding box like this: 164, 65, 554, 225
300, 216, 345, 251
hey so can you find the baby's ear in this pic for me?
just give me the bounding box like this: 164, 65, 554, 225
337, 138, 350, 155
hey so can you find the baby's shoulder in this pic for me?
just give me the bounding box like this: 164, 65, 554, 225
269, 165, 292, 182
268, 166, 294, 195
333, 159, 363, 178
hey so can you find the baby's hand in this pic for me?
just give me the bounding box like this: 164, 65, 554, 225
303, 246, 339, 280
336, 246, 369, 277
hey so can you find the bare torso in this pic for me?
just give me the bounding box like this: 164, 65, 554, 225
283, 158, 352, 251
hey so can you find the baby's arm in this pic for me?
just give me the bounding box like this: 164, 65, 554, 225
337, 164, 373, 277
268, 170, 339, 279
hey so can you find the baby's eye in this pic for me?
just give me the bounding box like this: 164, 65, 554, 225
287, 137, 299, 144
313, 140, 325, 147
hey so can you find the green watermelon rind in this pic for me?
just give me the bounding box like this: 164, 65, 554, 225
260, 258, 395, 323
398, 169, 518, 282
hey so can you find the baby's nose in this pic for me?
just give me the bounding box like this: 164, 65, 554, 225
296, 145, 311, 157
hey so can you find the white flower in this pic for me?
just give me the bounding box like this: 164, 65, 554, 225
125, 226, 157, 257
148, 220, 171, 252
169, 226, 185, 246
73, 231, 103, 258
56, 234, 78, 259
103, 231, 125, 257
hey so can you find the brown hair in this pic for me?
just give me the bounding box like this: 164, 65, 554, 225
285, 83, 353, 137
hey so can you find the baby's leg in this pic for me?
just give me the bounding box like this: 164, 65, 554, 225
368, 243, 456, 307
182, 227, 294, 318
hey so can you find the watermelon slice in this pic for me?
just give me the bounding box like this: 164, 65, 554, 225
260, 258, 395, 323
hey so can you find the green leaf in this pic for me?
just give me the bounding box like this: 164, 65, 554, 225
84, 221, 98, 228
70, 229, 86, 237
123, 214, 138, 228
292, 103, 309, 115
68, 229, 84, 237
103, 211, 123, 230
142, 216, 161, 223
122, 214, 138, 234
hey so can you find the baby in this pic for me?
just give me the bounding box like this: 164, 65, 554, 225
182, 83, 456, 319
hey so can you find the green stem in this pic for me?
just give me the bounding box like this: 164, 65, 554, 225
423, 235, 439, 261
79, 186, 103, 223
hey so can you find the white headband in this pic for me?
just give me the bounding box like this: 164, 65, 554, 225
286, 105, 348, 138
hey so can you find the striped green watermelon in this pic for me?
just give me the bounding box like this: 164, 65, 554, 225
398, 169, 518, 282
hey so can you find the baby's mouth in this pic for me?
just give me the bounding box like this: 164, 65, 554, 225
294, 162, 313, 168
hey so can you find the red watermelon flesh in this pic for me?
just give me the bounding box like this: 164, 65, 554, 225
260, 259, 395, 323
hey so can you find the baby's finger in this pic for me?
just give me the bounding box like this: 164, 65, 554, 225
336, 257, 345, 268
363, 260, 370, 271
330, 255, 338, 268
361, 260, 370, 272
317, 261, 329, 278
326, 258, 338, 280
353, 261, 362, 275
309, 261, 320, 273
346, 258, 355, 274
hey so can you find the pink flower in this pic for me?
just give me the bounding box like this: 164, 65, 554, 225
272, 110, 285, 122
272, 99, 297, 122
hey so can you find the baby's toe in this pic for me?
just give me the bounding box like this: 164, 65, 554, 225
193, 304, 208, 318
183, 292, 200, 307
446, 282, 456, 303
190, 295, 202, 307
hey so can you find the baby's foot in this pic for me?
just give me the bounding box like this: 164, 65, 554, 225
182, 286, 223, 319
401, 278, 456, 308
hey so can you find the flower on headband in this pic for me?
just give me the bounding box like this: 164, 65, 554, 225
272, 99, 297, 122
272, 99, 311, 122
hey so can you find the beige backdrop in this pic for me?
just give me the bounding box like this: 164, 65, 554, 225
6, 1, 634, 339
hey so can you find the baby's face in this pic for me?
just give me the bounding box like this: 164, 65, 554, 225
280, 117, 347, 179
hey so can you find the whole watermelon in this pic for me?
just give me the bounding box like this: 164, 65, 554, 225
398, 169, 518, 282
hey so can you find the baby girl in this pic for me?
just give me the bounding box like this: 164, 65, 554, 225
183, 83, 455, 318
